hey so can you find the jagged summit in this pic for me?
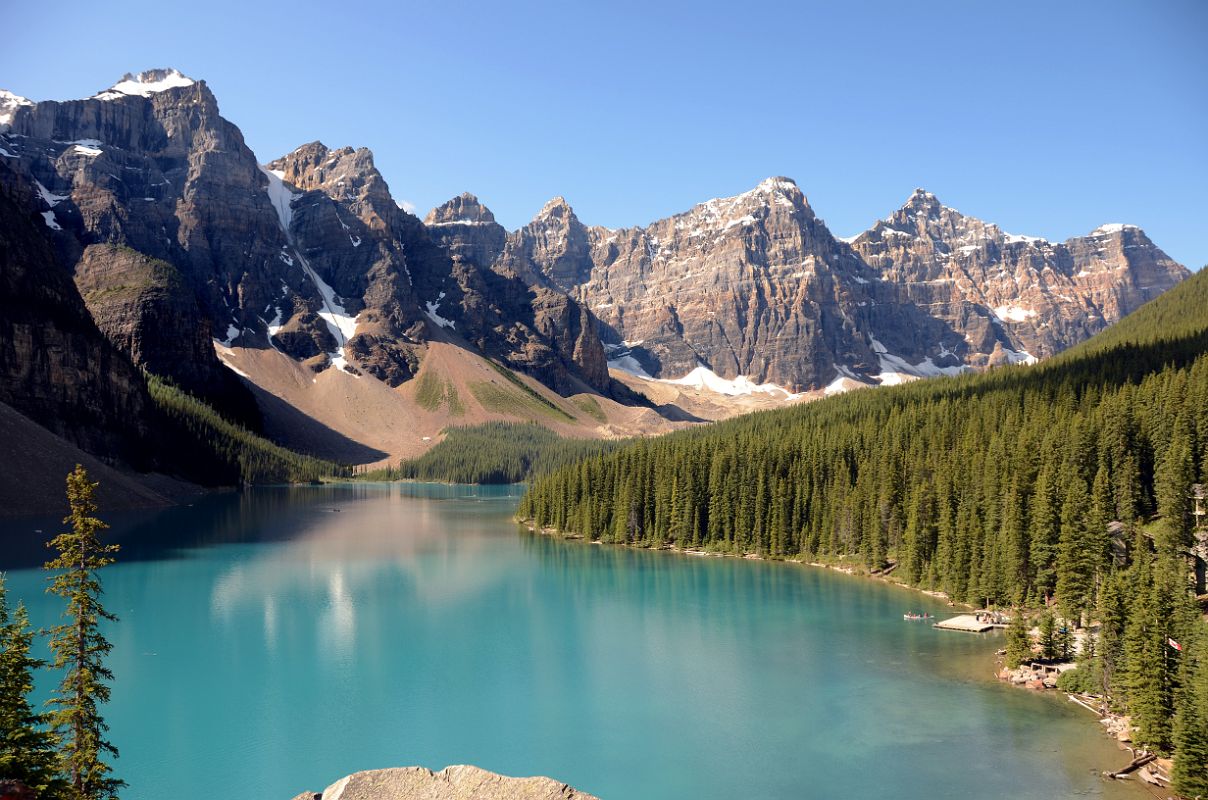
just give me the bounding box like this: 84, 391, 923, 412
425, 192, 497, 226
0, 89, 34, 129
1092, 223, 1141, 236
94, 68, 196, 100
705, 176, 807, 207
898, 187, 945, 217
536, 196, 575, 220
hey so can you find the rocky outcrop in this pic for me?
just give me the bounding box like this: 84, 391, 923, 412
497, 197, 595, 291
0, 67, 1191, 433
73, 243, 256, 423
424, 194, 611, 394
425, 193, 507, 267
266, 142, 427, 384
0, 69, 300, 414
530, 179, 953, 389
0, 162, 156, 466
848, 189, 1189, 366
290, 765, 598, 800
508, 179, 1189, 391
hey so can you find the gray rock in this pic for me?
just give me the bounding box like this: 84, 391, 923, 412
848, 189, 1189, 368
295, 765, 598, 800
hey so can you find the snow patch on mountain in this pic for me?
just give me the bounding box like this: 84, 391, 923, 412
260, 166, 297, 231
662, 365, 799, 398
993, 305, 1038, 323
607, 354, 652, 379
870, 337, 969, 386
0, 89, 33, 128
70, 141, 102, 157
260, 164, 359, 373
424, 292, 456, 329
95, 69, 195, 100
35, 181, 67, 207
1004, 348, 1038, 365
1003, 232, 1047, 245
1092, 223, 1138, 236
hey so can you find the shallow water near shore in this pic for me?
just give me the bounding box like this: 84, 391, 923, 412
0, 483, 1145, 799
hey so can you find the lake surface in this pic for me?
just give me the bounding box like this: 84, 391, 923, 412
0, 483, 1141, 799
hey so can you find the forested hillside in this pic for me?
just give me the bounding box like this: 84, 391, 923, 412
1060, 263, 1208, 356
365, 423, 624, 484
149, 376, 348, 485
520, 270, 1208, 795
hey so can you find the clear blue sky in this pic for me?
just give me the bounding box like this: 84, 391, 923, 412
4, 0, 1205, 267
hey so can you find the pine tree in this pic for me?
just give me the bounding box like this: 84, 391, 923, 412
44, 465, 124, 800
1123, 558, 1176, 754
0, 576, 64, 796
1172, 632, 1208, 798
1029, 465, 1059, 603
1038, 612, 1059, 660
1056, 475, 1096, 626
1155, 421, 1195, 555
1096, 572, 1128, 701
1004, 612, 1033, 669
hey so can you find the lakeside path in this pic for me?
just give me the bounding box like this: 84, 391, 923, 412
519, 518, 1159, 800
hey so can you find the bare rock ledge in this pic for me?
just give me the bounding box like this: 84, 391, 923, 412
291, 765, 599, 800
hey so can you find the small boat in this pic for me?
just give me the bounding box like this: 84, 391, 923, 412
903, 612, 933, 620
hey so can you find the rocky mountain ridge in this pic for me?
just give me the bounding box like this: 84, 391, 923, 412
0, 68, 1192, 479
0, 70, 617, 413
507, 180, 1188, 392
847, 189, 1187, 372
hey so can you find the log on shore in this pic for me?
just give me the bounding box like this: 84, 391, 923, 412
1106, 752, 1155, 779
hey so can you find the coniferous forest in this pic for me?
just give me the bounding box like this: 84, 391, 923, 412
520, 270, 1208, 794
147, 375, 349, 485
358, 423, 625, 484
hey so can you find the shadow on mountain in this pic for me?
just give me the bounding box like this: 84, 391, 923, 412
246, 382, 388, 464
652, 403, 708, 423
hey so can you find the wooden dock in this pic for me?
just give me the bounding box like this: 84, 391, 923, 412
933, 614, 995, 633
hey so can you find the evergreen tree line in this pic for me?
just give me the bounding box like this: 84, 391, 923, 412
520, 323, 1208, 794
146, 375, 349, 485
2, 466, 122, 800
356, 422, 626, 484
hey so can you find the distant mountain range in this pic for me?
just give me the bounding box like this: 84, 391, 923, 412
0, 69, 1191, 497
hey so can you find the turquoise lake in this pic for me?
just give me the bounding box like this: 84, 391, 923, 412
0, 483, 1142, 799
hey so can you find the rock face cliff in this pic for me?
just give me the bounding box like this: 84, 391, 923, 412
847, 189, 1189, 369
423, 193, 610, 395
73, 243, 252, 417
573, 178, 941, 388
508, 180, 1189, 390
0, 69, 278, 419
0, 70, 614, 410
0, 162, 156, 465
0, 67, 1192, 466
291, 765, 598, 800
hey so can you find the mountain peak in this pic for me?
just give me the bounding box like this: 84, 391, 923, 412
903, 187, 942, 210
94, 68, 196, 100
0, 89, 34, 128
536, 196, 575, 221
756, 176, 798, 192
1091, 223, 1141, 236
752, 176, 807, 205
425, 192, 497, 226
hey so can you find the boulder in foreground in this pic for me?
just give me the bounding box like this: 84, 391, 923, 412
291, 765, 599, 800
